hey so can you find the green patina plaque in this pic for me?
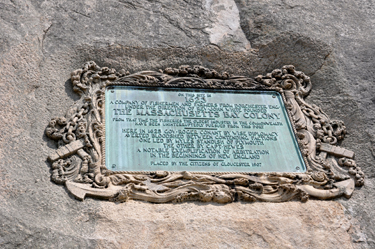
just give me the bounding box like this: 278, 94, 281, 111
105, 86, 306, 173
45, 62, 361, 203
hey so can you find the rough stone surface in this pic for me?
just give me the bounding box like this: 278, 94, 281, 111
0, 0, 374, 248
94, 201, 352, 249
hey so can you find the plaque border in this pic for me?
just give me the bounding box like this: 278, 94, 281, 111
45, 61, 364, 203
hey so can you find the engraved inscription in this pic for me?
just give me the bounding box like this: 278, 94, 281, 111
105, 87, 306, 172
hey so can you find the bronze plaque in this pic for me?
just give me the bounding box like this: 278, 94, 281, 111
45, 62, 361, 203
105, 86, 306, 172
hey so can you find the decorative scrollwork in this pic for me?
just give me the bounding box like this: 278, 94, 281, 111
45, 61, 363, 203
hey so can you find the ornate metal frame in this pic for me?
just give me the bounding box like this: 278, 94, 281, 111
45, 61, 364, 203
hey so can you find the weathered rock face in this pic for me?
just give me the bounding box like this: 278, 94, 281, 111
0, 0, 374, 248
